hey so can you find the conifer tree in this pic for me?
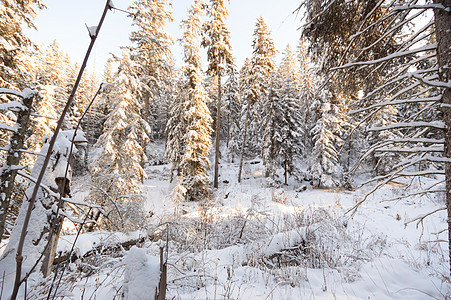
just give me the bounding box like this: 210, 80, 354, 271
297, 40, 316, 155
310, 94, 349, 188
223, 66, 241, 162
129, 0, 174, 130
202, 0, 233, 188
90, 51, 149, 230
262, 45, 304, 184
178, 0, 213, 201
238, 16, 276, 182
165, 75, 187, 182
0, 0, 45, 89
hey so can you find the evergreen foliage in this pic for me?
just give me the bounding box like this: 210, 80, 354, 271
178, 0, 213, 201
90, 51, 148, 230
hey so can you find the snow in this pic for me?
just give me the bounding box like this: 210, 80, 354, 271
0, 87, 34, 99
57, 230, 143, 258
87, 25, 98, 37
0, 101, 27, 112
0, 123, 18, 132
1, 144, 449, 299
123, 246, 160, 299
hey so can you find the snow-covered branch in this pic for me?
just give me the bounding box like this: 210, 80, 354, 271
368, 121, 445, 132
393, 4, 450, 12
333, 43, 437, 70
374, 145, 443, 153
0, 88, 34, 99
350, 95, 441, 115
411, 73, 451, 88
404, 207, 447, 227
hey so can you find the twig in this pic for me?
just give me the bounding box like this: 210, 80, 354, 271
404, 207, 446, 228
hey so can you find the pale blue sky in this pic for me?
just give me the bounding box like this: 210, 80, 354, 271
26, 0, 304, 76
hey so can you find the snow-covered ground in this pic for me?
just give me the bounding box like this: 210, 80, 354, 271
19, 157, 450, 299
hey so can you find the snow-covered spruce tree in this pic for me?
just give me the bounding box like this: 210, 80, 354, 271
89, 51, 149, 230
148, 58, 179, 141
261, 78, 281, 181
25, 42, 72, 157
128, 0, 174, 134
165, 75, 187, 182
0, 0, 45, 89
366, 105, 402, 176
310, 93, 349, 189
261, 45, 303, 185
223, 66, 241, 162
297, 40, 317, 157
86, 58, 115, 146
178, 0, 213, 201
202, 0, 233, 188
238, 16, 276, 182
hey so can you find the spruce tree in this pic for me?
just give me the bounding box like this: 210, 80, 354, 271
262, 45, 304, 184
90, 51, 148, 230
178, 0, 213, 201
310, 96, 348, 188
238, 16, 276, 182
0, 0, 45, 89
129, 0, 174, 131
223, 66, 241, 162
165, 75, 187, 182
202, 0, 233, 188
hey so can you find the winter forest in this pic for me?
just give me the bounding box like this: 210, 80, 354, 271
0, 0, 450, 299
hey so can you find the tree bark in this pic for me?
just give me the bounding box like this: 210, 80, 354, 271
214, 71, 222, 188
433, 0, 451, 275
238, 104, 251, 183
0, 90, 34, 243
284, 159, 288, 185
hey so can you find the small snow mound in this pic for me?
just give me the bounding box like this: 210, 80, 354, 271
87, 25, 97, 37
123, 246, 160, 300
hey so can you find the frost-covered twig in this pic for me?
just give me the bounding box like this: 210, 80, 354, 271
333, 43, 437, 69
404, 207, 446, 228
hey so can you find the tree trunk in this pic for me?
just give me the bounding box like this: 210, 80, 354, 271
0, 90, 34, 243
84, 105, 92, 168
238, 104, 251, 183
284, 159, 288, 185
226, 100, 230, 149
214, 71, 222, 188
433, 0, 451, 275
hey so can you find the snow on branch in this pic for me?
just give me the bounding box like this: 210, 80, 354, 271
59, 211, 96, 225
393, 4, 450, 12
368, 121, 445, 132
0, 101, 27, 112
374, 145, 444, 153
17, 171, 59, 198
350, 95, 441, 115
358, 8, 426, 53
333, 43, 437, 70
381, 189, 445, 203
61, 196, 100, 208
404, 207, 447, 228
353, 55, 436, 106
411, 73, 451, 88
0, 123, 19, 133
347, 155, 446, 215
0, 87, 34, 99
